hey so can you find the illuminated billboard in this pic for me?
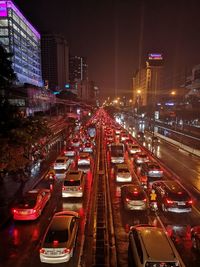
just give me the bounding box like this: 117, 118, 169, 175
0, 1, 7, 17
148, 53, 163, 60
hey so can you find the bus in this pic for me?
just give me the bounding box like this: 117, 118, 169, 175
110, 143, 125, 164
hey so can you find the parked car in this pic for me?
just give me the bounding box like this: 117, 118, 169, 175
40, 211, 79, 264
152, 180, 193, 213
12, 189, 51, 220
121, 184, 147, 211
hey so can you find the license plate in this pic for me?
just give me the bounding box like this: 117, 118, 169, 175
178, 201, 185, 205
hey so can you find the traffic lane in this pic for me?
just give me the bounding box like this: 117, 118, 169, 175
154, 140, 200, 193
157, 208, 200, 267
109, 160, 149, 267
0, 167, 93, 267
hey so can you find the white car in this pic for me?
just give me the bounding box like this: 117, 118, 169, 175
115, 164, 132, 182
128, 144, 141, 155
40, 211, 79, 263
77, 152, 90, 166
54, 156, 71, 170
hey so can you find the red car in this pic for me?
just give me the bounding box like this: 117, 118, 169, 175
12, 189, 51, 220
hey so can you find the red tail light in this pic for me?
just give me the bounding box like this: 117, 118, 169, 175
166, 199, 174, 204
62, 186, 65, 190
32, 209, 37, 213
188, 199, 193, 205
78, 186, 82, 191
63, 248, 71, 254
12, 209, 17, 214
53, 240, 59, 246
125, 197, 130, 202
143, 198, 147, 202
40, 248, 45, 254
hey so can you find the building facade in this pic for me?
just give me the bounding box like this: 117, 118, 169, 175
133, 53, 164, 108
41, 33, 69, 91
69, 55, 88, 100
0, 0, 43, 86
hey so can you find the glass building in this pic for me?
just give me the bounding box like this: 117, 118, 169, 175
0, 0, 43, 86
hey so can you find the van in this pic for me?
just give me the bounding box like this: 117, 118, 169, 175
62, 170, 84, 198
128, 224, 183, 267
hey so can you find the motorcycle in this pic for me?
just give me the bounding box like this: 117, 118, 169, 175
149, 201, 158, 212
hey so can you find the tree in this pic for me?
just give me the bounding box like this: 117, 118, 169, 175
0, 44, 17, 88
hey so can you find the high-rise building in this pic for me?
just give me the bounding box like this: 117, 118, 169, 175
69, 56, 88, 82
0, 0, 43, 86
41, 33, 69, 90
69, 55, 88, 99
133, 53, 164, 108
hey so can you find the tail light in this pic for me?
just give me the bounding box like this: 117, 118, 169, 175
78, 186, 82, 191
63, 248, 71, 254
32, 209, 37, 214
143, 198, 147, 202
166, 199, 174, 204
188, 199, 193, 205
125, 197, 130, 202
12, 209, 17, 214
40, 248, 45, 254
62, 186, 65, 190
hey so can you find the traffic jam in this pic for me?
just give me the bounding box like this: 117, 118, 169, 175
0, 107, 200, 267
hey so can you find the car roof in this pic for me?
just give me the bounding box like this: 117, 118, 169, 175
65, 171, 83, 180
136, 226, 177, 260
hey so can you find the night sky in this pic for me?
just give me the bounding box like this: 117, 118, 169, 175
13, 0, 200, 98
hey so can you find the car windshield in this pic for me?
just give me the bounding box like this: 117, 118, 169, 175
45, 229, 69, 243
167, 191, 190, 201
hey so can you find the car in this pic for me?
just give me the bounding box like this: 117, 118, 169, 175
77, 152, 90, 166
141, 161, 163, 178
136, 131, 145, 142
12, 189, 51, 220
115, 163, 132, 182
127, 144, 141, 155
82, 142, 94, 153
64, 146, 76, 157
128, 224, 182, 267
120, 132, 129, 142
140, 161, 163, 188
54, 156, 71, 170
70, 138, 81, 147
121, 184, 147, 211
40, 211, 79, 264
191, 226, 200, 251
152, 180, 193, 213
134, 152, 149, 165
62, 170, 85, 197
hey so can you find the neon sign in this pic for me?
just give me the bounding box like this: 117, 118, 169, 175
0, 1, 7, 17
148, 53, 163, 60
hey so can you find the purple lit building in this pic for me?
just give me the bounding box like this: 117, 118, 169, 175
0, 0, 43, 87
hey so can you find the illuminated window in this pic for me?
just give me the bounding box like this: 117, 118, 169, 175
0, 19, 8, 26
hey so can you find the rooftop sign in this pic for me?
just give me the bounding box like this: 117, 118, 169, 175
148, 53, 163, 60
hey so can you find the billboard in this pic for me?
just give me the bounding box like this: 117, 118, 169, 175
0, 1, 7, 17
